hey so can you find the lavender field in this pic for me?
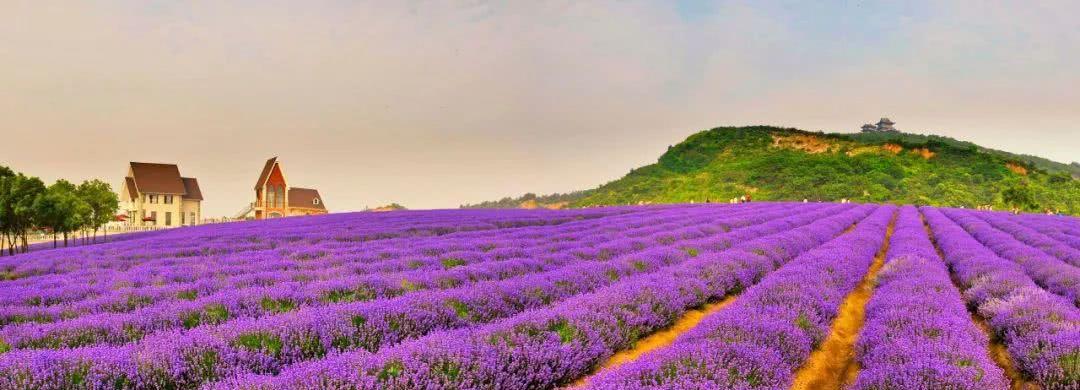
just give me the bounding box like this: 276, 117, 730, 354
0, 203, 1077, 390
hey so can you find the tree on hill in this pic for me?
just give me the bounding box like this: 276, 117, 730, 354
1002, 181, 1038, 212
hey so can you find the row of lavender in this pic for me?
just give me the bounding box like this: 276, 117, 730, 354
851, 206, 1007, 388
941, 208, 1080, 306
0, 207, 643, 301
589, 206, 1078, 389
591, 205, 1080, 386
969, 210, 1080, 266
2, 206, 729, 313
0, 203, 841, 388
923, 208, 1079, 389
207, 205, 880, 389
0, 208, 637, 301
587, 205, 1078, 390
587, 206, 1077, 389
1016, 213, 1080, 250
0, 207, 692, 347
0, 208, 695, 324
2, 203, 1076, 389
0, 204, 800, 353
585, 206, 895, 388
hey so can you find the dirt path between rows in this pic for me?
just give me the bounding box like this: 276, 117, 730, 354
566, 295, 737, 388
789, 212, 896, 389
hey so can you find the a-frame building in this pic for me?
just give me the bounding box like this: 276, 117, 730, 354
253, 157, 327, 219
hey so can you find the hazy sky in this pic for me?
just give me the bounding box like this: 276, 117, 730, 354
3, 1, 1078, 217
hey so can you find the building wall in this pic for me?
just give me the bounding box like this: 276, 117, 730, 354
181, 199, 201, 226
120, 191, 201, 227
121, 195, 141, 225
288, 207, 327, 217
132, 194, 185, 227
256, 163, 289, 219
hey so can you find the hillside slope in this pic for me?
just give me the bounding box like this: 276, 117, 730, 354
573, 126, 1079, 213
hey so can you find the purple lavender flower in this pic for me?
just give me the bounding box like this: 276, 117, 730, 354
852, 206, 1007, 389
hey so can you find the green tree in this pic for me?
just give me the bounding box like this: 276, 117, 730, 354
0, 173, 45, 254
34, 180, 91, 247
77, 179, 119, 243
1002, 181, 1038, 212
31, 187, 64, 248
0, 165, 14, 255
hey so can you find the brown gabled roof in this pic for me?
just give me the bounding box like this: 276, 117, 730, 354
255, 157, 278, 190
181, 177, 203, 201
288, 187, 326, 210
129, 162, 187, 194
124, 177, 138, 200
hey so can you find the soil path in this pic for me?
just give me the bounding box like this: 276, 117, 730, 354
789, 212, 896, 389
566, 295, 737, 388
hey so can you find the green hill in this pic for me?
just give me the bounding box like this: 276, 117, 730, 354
470, 126, 1080, 214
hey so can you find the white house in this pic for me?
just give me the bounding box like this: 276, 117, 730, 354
119, 162, 203, 227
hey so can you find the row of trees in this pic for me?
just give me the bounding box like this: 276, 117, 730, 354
0, 165, 119, 255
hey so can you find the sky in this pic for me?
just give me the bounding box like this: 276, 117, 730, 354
2, 1, 1078, 217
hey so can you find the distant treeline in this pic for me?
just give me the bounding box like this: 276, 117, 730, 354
0, 165, 119, 255
460, 191, 591, 209
365, 203, 408, 211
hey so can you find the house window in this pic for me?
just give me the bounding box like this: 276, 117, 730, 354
165, 212, 172, 226
151, 211, 157, 225
277, 187, 284, 208
190, 212, 196, 225
164, 195, 173, 204
180, 212, 185, 225
149, 194, 158, 204
313, 198, 320, 205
